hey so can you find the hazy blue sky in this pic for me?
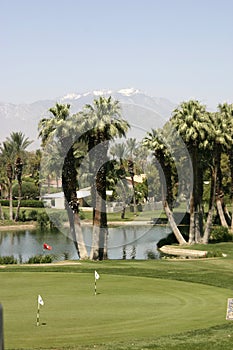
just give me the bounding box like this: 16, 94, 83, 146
1, 0, 233, 109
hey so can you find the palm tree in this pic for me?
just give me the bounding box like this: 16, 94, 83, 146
0, 141, 14, 220
0, 165, 7, 220
38, 103, 88, 259
216, 104, 233, 228
126, 138, 138, 159
202, 110, 233, 243
125, 138, 138, 214
5, 132, 33, 221
110, 142, 127, 164
171, 100, 213, 244
143, 129, 187, 245
81, 96, 130, 260
109, 142, 130, 219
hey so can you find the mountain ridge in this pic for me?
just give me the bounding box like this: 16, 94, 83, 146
0, 88, 176, 150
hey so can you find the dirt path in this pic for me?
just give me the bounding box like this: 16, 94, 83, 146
0, 223, 36, 231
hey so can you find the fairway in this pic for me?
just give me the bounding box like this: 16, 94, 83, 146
0, 271, 230, 349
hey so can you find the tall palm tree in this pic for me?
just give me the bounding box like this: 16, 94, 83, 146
171, 100, 213, 244
143, 129, 187, 245
109, 142, 130, 219
125, 138, 138, 214
0, 165, 7, 220
6, 132, 33, 221
110, 142, 127, 164
81, 96, 130, 260
38, 103, 88, 259
202, 110, 233, 243
0, 141, 15, 220
216, 104, 233, 227
126, 138, 138, 159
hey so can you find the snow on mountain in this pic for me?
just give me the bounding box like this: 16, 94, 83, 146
117, 88, 140, 96
0, 88, 176, 150
61, 93, 82, 100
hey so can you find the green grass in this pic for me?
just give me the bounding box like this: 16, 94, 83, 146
1, 254, 233, 350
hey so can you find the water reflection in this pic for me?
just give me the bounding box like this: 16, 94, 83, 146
0, 225, 170, 262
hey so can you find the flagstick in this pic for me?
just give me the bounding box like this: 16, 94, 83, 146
36, 302, 40, 326
95, 278, 97, 296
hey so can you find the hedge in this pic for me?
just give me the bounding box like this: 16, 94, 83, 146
0, 199, 44, 208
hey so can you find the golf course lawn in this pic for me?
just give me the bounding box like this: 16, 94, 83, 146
1, 259, 233, 350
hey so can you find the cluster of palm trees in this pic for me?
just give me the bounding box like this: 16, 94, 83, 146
0, 132, 33, 221
38, 97, 130, 260
143, 100, 233, 245
1, 96, 233, 259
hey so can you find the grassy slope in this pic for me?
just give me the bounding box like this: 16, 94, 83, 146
1, 245, 233, 350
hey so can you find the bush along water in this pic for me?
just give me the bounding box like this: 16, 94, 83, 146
26, 254, 54, 264
0, 256, 18, 264
209, 226, 233, 243
37, 211, 67, 230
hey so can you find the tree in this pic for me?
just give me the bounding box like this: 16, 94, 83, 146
38, 103, 88, 259
81, 96, 130, 260
143, 129, 187, 245
201, 110, 233, 243
171, 100, 213, 244
109, 142, 130, 219
5, 132, 33, 221
216, 104, 233, 228
126, 138, 138, 159
0, 141, 15, 220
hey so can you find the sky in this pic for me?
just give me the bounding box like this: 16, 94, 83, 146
1, 0, 233, 110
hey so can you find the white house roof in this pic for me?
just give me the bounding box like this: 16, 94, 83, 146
42, 188, 113, 199
42, 189, 90, 199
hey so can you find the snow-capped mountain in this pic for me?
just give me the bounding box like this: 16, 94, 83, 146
0, 88, 176, 149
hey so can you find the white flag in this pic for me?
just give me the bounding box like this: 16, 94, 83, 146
95, 271, 100, 280
38, 295, 44, 306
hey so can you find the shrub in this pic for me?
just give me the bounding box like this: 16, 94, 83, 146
49, 211, 66, 229
206, 250, 223, 258
26, 255, 53, 264
146, 250, 157, 259
0, 256, 17, 264
37, 212, 50, 230
37, 211, 66, 230
27, 209, 38, 221
12, 181, 40, 199
0, 199, 44, 208
210, 226, 233, 243
18, 210, 26, 222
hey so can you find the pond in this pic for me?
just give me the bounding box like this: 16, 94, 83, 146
0, 225, 171, 262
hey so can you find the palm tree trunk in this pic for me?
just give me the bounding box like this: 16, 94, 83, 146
15, 180, 22, 221
164, 201, 187, 245
6, 163, 13, 221
216, 198, 228, 227
158, 160, 187, 245
227, 149, 233, 232
90, 204, 101, 260
74, 212, 88, 259
189, 147, 202, 243
223, 205, 231, 225
189, 192, 195, 244
90, 141, 109, 260
66, 205, 80, 258
91, 183, 108, 261
8, 180, 13, 221
62, 147, 84, 258
215, 147, 228, 227
202, 165, 217, 244
0, 203, 4, 220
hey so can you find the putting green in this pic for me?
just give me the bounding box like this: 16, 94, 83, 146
0, 272, 230, 349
